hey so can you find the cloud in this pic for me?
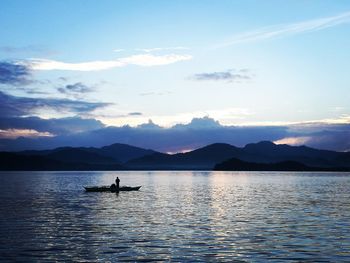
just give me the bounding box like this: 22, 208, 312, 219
0, 61, 32, 85
27, 53, 192, 71
128, 112, 142, 116
119, 54, 192, 67
0, 129, 54, 139
274, 136, 311, 146
139, 91, 172, 96
173, 116, 221, 129
190, 69, 253, 82
57, 82, 94, 98
1, 115, 349, 152
135, 47, 190, 53
0, 116, 289, 152
216, 11, 350, 48
0, 45, 52, 55
0, 116, 104, 136
0, 91, 111, 117
136, 119, 162, 129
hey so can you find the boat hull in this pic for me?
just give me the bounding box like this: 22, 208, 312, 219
84, 186, 141, 192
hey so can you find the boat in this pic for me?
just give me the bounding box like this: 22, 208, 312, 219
84, 185, 141, 192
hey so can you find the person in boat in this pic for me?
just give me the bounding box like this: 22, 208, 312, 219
110, 183, 117, 192
115, 177, 120, 190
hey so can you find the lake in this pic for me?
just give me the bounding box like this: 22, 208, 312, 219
0, 171, 349, 262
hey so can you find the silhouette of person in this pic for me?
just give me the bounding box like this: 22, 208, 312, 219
115, 177, 120, 190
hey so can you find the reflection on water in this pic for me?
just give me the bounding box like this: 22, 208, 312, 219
0, 171, 349, 261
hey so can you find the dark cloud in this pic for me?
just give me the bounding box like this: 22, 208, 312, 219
128, 112, 142, 116
57, 82, 94, 95
0, 91, 111, 117
0, 61, 32, 85
0, 116, 104, 135
191, 69, 252, 82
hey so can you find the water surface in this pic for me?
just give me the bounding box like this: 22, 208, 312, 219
0, 171, 349, 262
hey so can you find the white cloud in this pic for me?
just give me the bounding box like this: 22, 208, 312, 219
120, 54, 192, 67
98, 107, 254, 128
215, 11, 350, 48
27, 53, 192, 71
274, 136, 311, 146
135, 46, 190, 53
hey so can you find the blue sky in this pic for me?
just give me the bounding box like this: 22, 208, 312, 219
1, 1, 350, 151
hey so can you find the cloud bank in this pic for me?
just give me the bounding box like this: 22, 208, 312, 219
0, 116, 104, 136
0, 116, 349, 152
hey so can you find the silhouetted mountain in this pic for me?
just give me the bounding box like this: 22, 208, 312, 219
127, 143, 250, 170
0, 152, 124, 171
243, 141, 347, 167
214, 158, 350, 172
126, 141, 350, 170
96, 143, 156, 163
45, 148, 117, 164
1, 141, 350, 171
0, 142, 158, 171
20, 143, 156, 164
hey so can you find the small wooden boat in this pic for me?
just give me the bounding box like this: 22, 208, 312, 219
84, 186, 141, 192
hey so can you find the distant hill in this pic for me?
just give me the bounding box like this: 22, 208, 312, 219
0, 152, 124, 171
94, 143, 156, 163
126, 143, 245, 170
1, 143, 156, 171
214, 158, 350, 172
126, 141, 350, 170
20, 143, 156, 163
242, 141, 341, 166
1, 141, 350, 171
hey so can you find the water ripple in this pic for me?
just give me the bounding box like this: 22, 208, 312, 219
0, 171, 349, 261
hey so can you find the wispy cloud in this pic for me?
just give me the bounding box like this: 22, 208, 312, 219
57, 82, 94, 99
190, 69, 253, 82
0, 45, 53, 55
215, 11, 350, 48
27, 53, 192, 71
139, 91, 172, 96
135, 46, 190, 53
128, 112, 142, 116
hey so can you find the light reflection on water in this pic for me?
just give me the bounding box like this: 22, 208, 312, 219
0, 171, 349, 262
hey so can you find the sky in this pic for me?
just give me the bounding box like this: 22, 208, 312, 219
1, 0, 350, 152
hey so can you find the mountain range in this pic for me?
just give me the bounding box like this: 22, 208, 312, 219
0, 141, 349, 171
